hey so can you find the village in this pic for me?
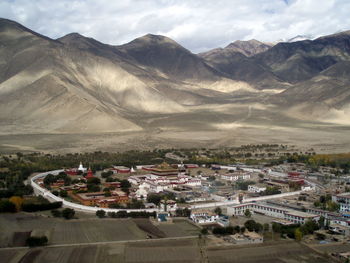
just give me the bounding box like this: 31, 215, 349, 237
1, 150, 350, 262
30, 158, 350, 256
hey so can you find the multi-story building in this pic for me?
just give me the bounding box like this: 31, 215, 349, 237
248, 184, 266, 193
73, 191, 129, 207
228, 202, 319, 224
332, 192, 350, 213
221, 171, 251, 181
190, 209, 219, 224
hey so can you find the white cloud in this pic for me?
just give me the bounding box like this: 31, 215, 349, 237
0, 0, 349, 52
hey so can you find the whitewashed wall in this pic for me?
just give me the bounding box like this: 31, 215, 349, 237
30, 170, 162, 213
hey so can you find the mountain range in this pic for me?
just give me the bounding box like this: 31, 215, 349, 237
0, 18, 349, 151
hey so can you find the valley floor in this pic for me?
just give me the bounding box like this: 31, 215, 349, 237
0, 123, 349, 154
0, 237, 335, 263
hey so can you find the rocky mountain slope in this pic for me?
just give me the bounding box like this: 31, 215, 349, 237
0, 18, 349, 137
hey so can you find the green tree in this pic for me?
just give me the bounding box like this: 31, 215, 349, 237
214, 207, 222, 216
263, 223, 269, 232
51, 209, 61, 217
272, 222, 282, 233
147, 194, 162, 206
62, 208, 75, 219
87, 177, 101, 185
201, 228, 208, 235
120, 179, 131, 193
26, 236, 48, 247
238, 194, 244, 204
326, 201, 340, 212
244, 219, 256, 232
295, 228, 303, 241
244, 209, 251, 218
59, 190, 68, 197
318, 216, 325, 229
0, 200, 16, 213
233, 225, 240, 234
96, 209, 106, 218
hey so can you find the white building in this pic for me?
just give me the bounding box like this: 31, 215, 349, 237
332, 192, 350, 213
78, 162, 87, 172
221, 172, 250, 181
145, 181, 169, 193
184, 178, 201, 187
135, 182, 150, 199
248, 185, 266, 193
228, 203, 319, 224
329, 224, 350, 236
190, 209, 219, 224
160, 200, 177, 211
229, 232, 264, 244
330, 218, 350, 227
131, 173, 201, 196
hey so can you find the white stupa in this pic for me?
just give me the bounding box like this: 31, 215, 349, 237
78, 162, 87, 172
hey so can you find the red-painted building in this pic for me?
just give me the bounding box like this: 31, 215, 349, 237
104, 181, 121, 188
86, 168, 94, 179
184, 164, 199, 169
288, 172, 301, 177
112, 166, 130, 174
65, 168, 79, 176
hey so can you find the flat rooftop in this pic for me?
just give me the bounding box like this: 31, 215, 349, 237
336, 192, 350, 198
285, 210, 317, 218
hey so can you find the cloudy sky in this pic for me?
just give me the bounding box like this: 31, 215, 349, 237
1, 0, 349, 52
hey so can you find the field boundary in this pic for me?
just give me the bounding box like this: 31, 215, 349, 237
0, 235, 198, 251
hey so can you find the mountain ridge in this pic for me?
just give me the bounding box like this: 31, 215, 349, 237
0, 18, 350, 137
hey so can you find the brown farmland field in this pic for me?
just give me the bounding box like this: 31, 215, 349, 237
132, 218, 166, 238
50, 218, 147, 244
206, 241, 333, 263
0, 239, 335, 263
0, 214, 148, 246
125, 246, 201, 263
157, 219, 200, 237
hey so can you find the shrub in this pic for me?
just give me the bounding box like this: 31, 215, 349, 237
22, 201, 62, 212
212, 226, 234, 235
201, 228, 208, 235
9, 196, 23, 211
175, 208, 191, 217
51, 209, 61, 217
214, 207, 222, 216
114, 211, 156, 218
26, 236, 48, 247
62, 208, 75, 219
107, 212, 117, 218
244, 219, 263, 232
0, 200, 17, 213
59, 190, 68, 197
96, 210, 106, 218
